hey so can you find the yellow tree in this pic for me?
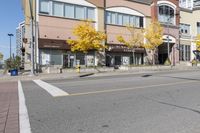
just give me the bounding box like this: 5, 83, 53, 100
67, 21, 106, 53
144, 21, 163, 65
195, 34, 200, 51
116, 25, 144, 65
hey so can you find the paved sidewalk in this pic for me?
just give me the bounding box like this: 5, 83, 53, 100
0, 82, 19, 133
0, 66, 200, 82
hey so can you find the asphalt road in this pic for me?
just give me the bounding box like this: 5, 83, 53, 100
21, 70, 200, 133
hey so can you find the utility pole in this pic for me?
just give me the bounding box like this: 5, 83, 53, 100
167, 21, 170, 60
29, 0, 35, 75
8, 33, 14, 60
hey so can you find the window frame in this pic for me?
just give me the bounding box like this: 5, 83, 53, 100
52, 2, 64, 17
64, 3, 75, 18
39, 0, 49, 14
158, 4, 175, 25
180, 23, 191, 35
106, 11, 144, 28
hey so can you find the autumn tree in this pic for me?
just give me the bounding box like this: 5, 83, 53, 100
116, 25, 144, 65
195, 34, 200, 51
143, 21, 163, 65
67, 21, 106, 53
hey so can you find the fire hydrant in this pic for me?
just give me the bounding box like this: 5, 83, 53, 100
76, 65, 80, 73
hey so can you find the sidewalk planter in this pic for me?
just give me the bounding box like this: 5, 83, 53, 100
10, 69, 18, 76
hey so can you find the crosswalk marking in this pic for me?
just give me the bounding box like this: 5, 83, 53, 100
18, 80, 32, 133
33, 79, 69, 97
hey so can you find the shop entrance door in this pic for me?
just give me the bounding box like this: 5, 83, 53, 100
115, 56, 121, 66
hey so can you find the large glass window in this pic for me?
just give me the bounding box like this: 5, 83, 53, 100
179, 44, 191, 61
87, 8, 95, 20
180, 23, 190, 35
158, 5, 175, 24
123, 15, 129, 26
117, 14, 123, 25
40, 1, 95, 21
76, 53, 85, 65
106, 12, 111, 24
197, 22, 200, 34
53, 2, 64, 17
111, 13, 116, 24
65, 4, 74, 18
51, 54, 62, 65
106, 11, 143, 28
39, 0, 49, 14
75, 6, 85, 19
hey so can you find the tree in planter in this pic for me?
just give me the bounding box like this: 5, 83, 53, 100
116, 25, 144, 65
5, 56, 21, 70
143, 21, 163, 65
67, 21, 106, 66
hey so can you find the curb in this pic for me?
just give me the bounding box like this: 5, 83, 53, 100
79, 73, 95, 77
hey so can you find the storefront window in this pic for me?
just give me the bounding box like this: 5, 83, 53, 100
76, 53, 85, 65
180, 45, 191, 61
40, 50, 63, 65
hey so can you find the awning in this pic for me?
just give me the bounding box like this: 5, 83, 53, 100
106, 44, 145, 53
38, 39, 70, 50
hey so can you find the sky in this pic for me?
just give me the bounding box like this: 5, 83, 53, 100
0, 0, 24, 60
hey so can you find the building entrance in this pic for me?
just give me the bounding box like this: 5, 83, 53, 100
158, 43, 173, 64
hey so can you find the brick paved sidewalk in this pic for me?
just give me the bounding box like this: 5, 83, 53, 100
0, 82, 19, 133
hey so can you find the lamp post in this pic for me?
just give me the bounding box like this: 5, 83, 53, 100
8, 33, 14, 60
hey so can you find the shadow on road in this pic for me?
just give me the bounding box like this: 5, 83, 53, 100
143, 97, 200, 115
159, 76, 200, 81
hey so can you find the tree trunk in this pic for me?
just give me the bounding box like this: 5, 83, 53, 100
152, 50, 155, 65
132, 51, 135, 65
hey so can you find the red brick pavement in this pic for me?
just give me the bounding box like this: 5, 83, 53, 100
0, 82, 19, 133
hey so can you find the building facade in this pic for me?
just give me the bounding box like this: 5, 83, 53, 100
16, 21, 25, 69
179, 0, 200, 65
105, 0, 152, 66
21, 0, 200, 72
38, 0, 104, 69
151, 0, 180, 65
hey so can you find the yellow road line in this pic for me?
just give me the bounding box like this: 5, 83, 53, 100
55, 80, 199, 97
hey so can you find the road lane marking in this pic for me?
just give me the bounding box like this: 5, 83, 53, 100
18, 80, 32, 133
33, 79, 69, 97
61, 80, 199, 97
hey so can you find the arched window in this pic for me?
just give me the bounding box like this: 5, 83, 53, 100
158, 5, 175, 24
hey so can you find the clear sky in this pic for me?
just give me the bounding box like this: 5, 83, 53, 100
0, 0, 24, 60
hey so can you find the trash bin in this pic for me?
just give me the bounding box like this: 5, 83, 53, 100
10, 69, 18, 76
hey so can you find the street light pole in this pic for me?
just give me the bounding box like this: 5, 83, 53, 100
8, 33, 14, 60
